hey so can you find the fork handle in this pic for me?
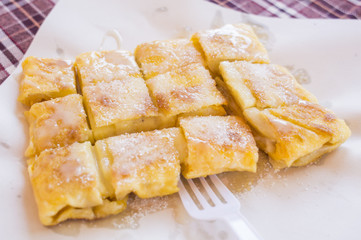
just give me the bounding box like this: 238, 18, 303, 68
222, 212, 263, 240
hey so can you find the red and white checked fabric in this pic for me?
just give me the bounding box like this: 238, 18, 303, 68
0, 0, 56, 84
207, 0, 361, 18
0, 0, 360, 85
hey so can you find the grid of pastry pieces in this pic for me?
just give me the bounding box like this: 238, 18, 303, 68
18, 23, 351, 226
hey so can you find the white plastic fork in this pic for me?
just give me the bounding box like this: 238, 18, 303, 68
178, 175, 263, 240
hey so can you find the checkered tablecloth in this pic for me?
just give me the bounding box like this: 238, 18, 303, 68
1, 0, 360, 84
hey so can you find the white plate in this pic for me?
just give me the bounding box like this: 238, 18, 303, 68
1, 0, 361, 239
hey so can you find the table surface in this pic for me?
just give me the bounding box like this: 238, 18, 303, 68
0, 0, 360, 84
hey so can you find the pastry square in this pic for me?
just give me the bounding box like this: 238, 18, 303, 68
268, 101, 350, 146
219, 61, 318, 110
95, 128, 185, 200
243, 102, 351, 169
134, 39, 204, 79
146, 63, 227, 121
75, 50, 142, 88
18, 56, 77, 106
192, 23, 270, 75
28, 142, 127, 226
82, 78, 159, 140
24, 94, 93, 157
179, 115, 258, 179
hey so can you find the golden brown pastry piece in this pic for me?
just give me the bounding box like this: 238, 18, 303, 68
192, 23, 269, 75
24, 94, 92, 157
75, 50, 142, 88
219, 61, 318, 110
76, 50, 161, 140
95, 128, 185, 200
145, 63, 227, 126
220, 61, 351, 168
179, 115, 258, 178
244, 102, 350, 168
28, 142, 127, 226
18, 56, 77, 106
82, 78, 159, 140
134, 39, 205, 79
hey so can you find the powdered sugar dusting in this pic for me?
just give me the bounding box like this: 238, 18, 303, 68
84, 78, 157, 126
193, 23, 269, 72
75, 50, 141, 87
107, 128, 180, 171
102, 128, 181, 199
135, 39, 204, 79
146, 63, 226, 115
180, 115, 254, 150
107, 194, 172, 229
208, 24, 253, 50
231, 61, 305, 108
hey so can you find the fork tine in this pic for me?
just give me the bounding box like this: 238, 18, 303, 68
209, 175, 240, 204
178, 178, 197, 211
187, 178, 209, 208
199, 177, 222, 205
